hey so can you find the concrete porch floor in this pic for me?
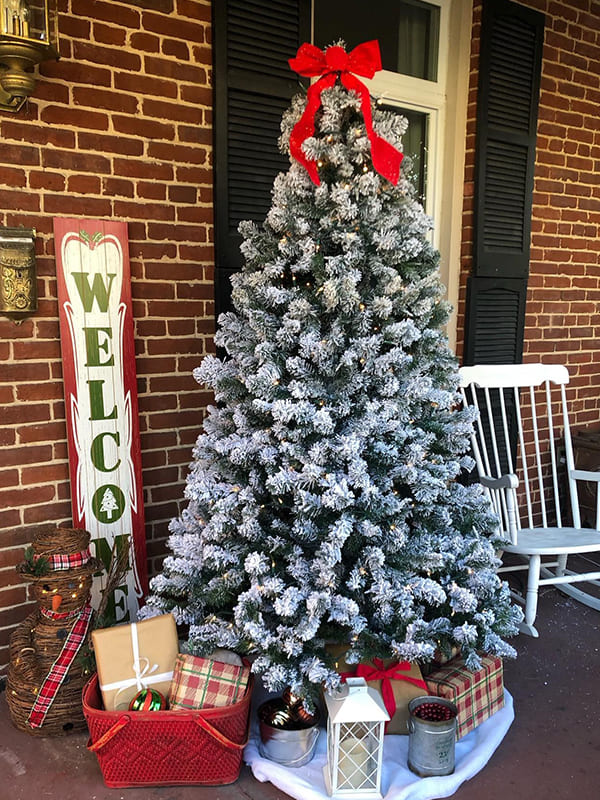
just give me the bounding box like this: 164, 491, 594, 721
1, 588, 599, 800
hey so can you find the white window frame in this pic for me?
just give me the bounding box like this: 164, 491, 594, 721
313, 0, 473, 349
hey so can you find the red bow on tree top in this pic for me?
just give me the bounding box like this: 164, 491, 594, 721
288, 40, 403, 186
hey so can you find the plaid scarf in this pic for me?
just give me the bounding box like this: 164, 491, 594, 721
39, 606, 82, 621
34, 548, 92, 571
28, 603, 93, 729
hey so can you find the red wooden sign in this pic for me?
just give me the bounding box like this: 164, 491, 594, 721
54, 218, 148, 622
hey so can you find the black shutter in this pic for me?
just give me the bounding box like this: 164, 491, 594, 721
213, 1, 310, 320
463, 277, 527, 365
463, 0, 544, 365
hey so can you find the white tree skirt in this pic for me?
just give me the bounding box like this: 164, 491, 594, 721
245, 690, 513, 800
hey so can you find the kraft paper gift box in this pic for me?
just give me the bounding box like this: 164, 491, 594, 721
331, 647, 428, 735
92, 613, 179, 711
425, 654, 504, 739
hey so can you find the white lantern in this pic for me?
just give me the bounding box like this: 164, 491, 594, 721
324, 677, 390, 798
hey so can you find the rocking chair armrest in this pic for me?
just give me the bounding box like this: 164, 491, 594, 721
570, 469, 600, 483
479, 474, 520, 491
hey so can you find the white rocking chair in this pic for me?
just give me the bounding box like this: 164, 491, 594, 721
458, 363, 600, 637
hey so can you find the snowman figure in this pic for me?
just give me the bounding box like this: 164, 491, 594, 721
6, 525, 100, 736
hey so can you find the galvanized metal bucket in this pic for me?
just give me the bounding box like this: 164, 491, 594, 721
407, 696, 458, 777
258, 700, 321, 768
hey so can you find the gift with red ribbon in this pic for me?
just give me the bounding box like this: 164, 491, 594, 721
288, 40, 403, 186
331, 647, 428, 734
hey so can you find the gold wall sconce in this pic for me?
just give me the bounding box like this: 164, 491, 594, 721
0, 227, 37, 321
0, 0, 58, 112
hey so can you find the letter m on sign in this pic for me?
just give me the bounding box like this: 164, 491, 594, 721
54, 218, 148, 622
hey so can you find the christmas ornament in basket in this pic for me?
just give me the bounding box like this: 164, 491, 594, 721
82, 671, 254, 787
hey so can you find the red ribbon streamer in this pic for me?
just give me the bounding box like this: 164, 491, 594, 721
288, 41, 403, 186
28, 603, 93, 728
343, 658, 427, 723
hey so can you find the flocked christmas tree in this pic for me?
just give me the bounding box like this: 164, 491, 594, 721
143, 41, 521, 702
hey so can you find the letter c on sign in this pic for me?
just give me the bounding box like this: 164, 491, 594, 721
91, 431, 121, 472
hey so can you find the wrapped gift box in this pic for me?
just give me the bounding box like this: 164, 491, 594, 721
169, 654, 250, 711
331, 647, 428, 735
92, 614, 179, 711
420, 645, 461, 676
425, 654, 504, 739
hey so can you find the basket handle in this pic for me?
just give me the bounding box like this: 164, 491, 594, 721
194, 714, 249, 751
87, 715, 130, 752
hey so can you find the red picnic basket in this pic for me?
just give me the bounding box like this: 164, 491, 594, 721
82, 672, 253, 787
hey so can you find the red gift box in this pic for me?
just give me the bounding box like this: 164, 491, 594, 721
425, 654, 504, 739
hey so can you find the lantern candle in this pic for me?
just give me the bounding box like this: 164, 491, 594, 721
337, 734, 374, 790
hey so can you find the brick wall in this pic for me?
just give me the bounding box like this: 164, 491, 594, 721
0, 0, 214, 673
458, 0, 600, 431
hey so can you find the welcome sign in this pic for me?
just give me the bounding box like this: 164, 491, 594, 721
54, 218, 148, 622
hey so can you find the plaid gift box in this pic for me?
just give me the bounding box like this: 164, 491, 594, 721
168, 654, 250, 711
425, 654, 504, 740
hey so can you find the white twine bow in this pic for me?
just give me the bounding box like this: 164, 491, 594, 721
130, 622, 159, 691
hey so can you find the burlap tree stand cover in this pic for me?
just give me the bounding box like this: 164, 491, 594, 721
6, 525, 100, 736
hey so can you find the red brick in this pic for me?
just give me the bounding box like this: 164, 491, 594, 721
162, 39, 190, 60
137, 242, 177, 260
114, 72, 178, 100
93, 21, 128, 46
113, 158, 174, 181
21, 462, 69, 485
112, 115, 175, 140
78, 131, 144, 157
113, 200, 175, 221
133, 281, 175, 300
23, 500, 73, 524
103, 177, 135, 198
67, 174, 103, 194
72, 0, 141, 27
141, 11, 206, 42
0, 585, 27, 607
43, 194, 112, 217
0, 167, 26, 188
29, 171, 66, 192
40, 105, 110, 131
73, 87, 139, 114
176, 0, 211, 22
137, 182, 167, 200
143, 55, 207, 85
18, 421, 67, 444
130, 32, 161, 53
140, 431, 179, 450
0, 484, 55, 510
73, 41, 141, 72
43, 148, 111, 174
180, 84, 212, 106
0, 189, 40, 212
169, 185, 198, 204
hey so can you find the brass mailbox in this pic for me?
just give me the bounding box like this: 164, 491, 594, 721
0, 226, 37, 321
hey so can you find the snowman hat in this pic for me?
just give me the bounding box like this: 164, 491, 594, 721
18, 524, 102, 580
